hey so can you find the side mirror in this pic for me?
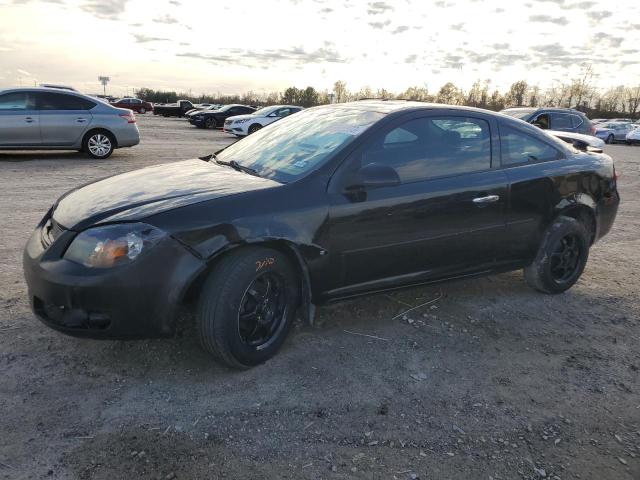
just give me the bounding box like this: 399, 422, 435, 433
345, 163, 401, 191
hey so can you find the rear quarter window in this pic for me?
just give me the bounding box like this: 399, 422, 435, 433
500, 125, 563, 166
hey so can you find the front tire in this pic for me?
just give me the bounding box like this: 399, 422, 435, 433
524, 216, 590, 294
139, 107, 146, 114
83, 131, 114, 159
196, 247, 300, 369
606, 134, 614, 144
248, 123, 263, 135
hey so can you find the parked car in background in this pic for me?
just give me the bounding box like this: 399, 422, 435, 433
0, 87, 139, 158
153, 100, 195, 117
501, 107, 595, 136
23, 101, 619, 368
625, 124, 640, 145
39, 84, 78, 92
185, 104, 222, 116
547, 129, 605, 152
596, 122, 635, 143
223, 105, 303, 136
188, 104, 255, 129
590, 118, 607, 125
110, 98, 153, 114
609, 118, 633, 123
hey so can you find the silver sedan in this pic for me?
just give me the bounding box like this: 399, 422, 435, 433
595, 122, 635, 144
0, 87, 140, 158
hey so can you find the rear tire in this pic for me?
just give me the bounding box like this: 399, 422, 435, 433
524, 216, 590, 294
196, 247, 300, 369
83, 131, 115, 159
606, 134, 614, 144
205, 117, 216, 129
139, 107, 146, 114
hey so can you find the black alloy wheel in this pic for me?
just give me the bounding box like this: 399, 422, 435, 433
238, 272, 288, 349
549, 233, 582, 284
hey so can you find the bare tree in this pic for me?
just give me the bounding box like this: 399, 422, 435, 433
333, 80, 348, 103
505, 80, 529, 107
624, 85, 640, 119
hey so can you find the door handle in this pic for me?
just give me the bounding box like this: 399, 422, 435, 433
25, 117, 34, 123
76, 118, 87, 123
473, 195, 500, 204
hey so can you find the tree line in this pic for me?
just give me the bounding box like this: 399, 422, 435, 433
136, 69, 640, 119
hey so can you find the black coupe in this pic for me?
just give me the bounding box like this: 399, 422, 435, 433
23, 101, 620, 368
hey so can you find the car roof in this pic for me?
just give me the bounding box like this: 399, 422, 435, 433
503, 106, 585, 114
322, 99, 507, 115
0, 86, 88, 96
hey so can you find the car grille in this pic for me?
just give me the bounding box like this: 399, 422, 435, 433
41, 218, 66, 249
224, 119, 232, 126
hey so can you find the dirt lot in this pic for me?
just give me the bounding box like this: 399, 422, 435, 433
0, 115, 638, 480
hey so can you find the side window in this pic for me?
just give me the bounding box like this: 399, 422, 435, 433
550, 113, 572, 129
37, 93, 95, 111
570, 114, 584, 129
277, 108, 292, 117
500, 125, 562, 166
0, 92, 33, 110
361, 116, 492, 183
532, 113, 550, 129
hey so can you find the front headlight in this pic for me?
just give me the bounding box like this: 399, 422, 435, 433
64, 223, 166, 268
234, 119, 250, 124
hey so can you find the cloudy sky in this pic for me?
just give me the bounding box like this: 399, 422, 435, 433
0, 0, 638, 96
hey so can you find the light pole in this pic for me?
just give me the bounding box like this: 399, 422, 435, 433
98, 76, 110, 97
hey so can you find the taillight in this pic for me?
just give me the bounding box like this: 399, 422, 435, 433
590, 124, 596, 135
119, 112, 136, 124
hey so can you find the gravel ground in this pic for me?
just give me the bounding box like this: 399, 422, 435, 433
0, 115, 638, 480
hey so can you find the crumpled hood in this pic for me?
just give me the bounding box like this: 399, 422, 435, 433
52, 159, 281, 230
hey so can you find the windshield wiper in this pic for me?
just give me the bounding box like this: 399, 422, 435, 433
215, 159, 260, 177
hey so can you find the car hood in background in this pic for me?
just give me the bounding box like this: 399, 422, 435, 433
226, 114, 260, 122
52, 159, 281, 230
546, 130, 605, 151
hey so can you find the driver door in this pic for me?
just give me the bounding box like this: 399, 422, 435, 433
326, 112, 508, 293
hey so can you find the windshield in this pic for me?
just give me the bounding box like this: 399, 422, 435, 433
216, 106, 385, 183
253, 106, 277, 116
501, 108, 535, 120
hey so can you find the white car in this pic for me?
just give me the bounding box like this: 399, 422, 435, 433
223, 105, 303, 136
626, 124, 640, 145
546, 129, 605, 152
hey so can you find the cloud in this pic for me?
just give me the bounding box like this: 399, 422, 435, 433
586, 10, 612, 21
405, 54, 418, 63
17, 69, 31, 76
368, 19, 390, 29
153, 14, 179, 24
592, 32, 624, 47
528, 14, 569, 25
319, 7, 332, 13
366, 1, 393, 15
81, 0, 127, 20
168, 0, 180, 4
392, 25, 409, 34
563, 1, 596, 8
449, 23, 465, 31
133, 34, 170, 43
177, 46, 347, 68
